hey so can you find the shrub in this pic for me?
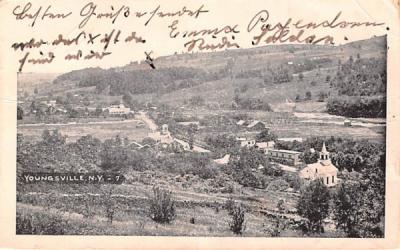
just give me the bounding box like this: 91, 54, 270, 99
298, 73, 304, 81
229, 204, 246, 235
148, 186, 176, 223
16, 210, 70, 235
103, 189, 116, 224
82, 195, 95, 218
267, 179, 290, 192
305, 91, 312, 100
225, 197, 236, 215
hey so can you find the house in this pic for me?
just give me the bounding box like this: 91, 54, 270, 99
268, 149, 301, 166
236, 120, 246, 126
173, 138, 211, 153
173, 138, 191, 151
278, 137, 303, 143
256, 141, 275, 154
127, 141, 145, 150
236, 137, 256, 148
148, 124, 174, 144
48, 100, 57, 107
41, 100, 57, 107
107, 104, 131, 115
247, 120, 266, 130
344, 119, 352, 126
214, 154, 230, 165
177, 121, 200, 126
299, 142, 339, 187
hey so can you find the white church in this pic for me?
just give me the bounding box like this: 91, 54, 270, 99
299, 142, 339, 187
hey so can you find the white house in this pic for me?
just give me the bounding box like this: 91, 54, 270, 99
236, 137, 256, 148
236, 120, 246, 126
247, 120, 266, 130
214, 154, 230, 165
107, 104, 131, 115
299, 142, 339, 187
278, 137, 303, 143
148, 124, 174, 144
256, 141, 275, 154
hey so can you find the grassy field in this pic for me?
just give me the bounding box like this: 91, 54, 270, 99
17, 172, 305, 236
180, 108, 384, 143
17, 119, 151, 143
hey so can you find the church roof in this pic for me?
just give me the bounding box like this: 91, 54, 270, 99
321, 142, 328, 154
299, 160, 338, 178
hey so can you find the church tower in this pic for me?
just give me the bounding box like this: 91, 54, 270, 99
318, 142, 331, 164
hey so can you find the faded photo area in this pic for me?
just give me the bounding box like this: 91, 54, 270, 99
16, 35, 386, 237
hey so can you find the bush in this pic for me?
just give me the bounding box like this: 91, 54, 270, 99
103, 189, 116, 224
305, 91, 312, 100
267, 179, 290, 192
16, 210, 70, 235
148, 186, 176, 223
225, 197, 236, 215
229, 204, 246, 235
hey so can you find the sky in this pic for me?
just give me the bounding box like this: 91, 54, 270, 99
0, 0, 398, 73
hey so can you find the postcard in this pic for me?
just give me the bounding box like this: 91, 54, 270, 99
0, 0, 399, 249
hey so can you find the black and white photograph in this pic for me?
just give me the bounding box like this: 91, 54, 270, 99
16, 35, 386, 237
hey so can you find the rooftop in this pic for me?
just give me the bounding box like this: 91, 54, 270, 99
269, 149, 301, 154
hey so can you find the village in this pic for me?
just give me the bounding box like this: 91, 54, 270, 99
15, 35, 386, 237
18, 93, 340, 189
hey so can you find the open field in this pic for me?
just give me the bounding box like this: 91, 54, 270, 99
17, 119, 151, 143
16, 173, 316, 237
177, 108, 385, 143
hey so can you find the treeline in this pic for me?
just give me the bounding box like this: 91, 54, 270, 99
331, 57, 386, 96
326, 95, 386, 118
233, 95, 272, 111
292, 58, 332, 74
275, 136, 385, 173
53, 67, 207, 95
327, 55, 386, 118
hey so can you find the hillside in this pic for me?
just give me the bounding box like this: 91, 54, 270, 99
31, 35, 386, 111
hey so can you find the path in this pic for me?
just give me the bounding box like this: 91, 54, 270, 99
136, 111, 158, 131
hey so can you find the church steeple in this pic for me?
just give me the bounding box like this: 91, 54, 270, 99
319, 142, 330, 162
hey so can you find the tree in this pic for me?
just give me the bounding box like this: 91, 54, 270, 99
148, 186, 176, 223
34, 87, 38, 94
104, 188, 116, 224
349, 55, 354, 64
263, 199, 287, 236
305, 91, 312, 101
17, 106, 24, 120
68, 109, 79, 118
296, 179, 331, 234
317, 91, 327, 102
301, 150, 319, 164
95, 105, 103, 116
229, 203, 246, 235
229, 147, 267, 188
187, 124, 198, 150
325, 75, 331, 82
333, 154, 385, 238
142, 137, 157, 146
41, 129, 66, 145
298, 73, 304, 81
333, 180, 362, 237
256, 129, 277, 142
